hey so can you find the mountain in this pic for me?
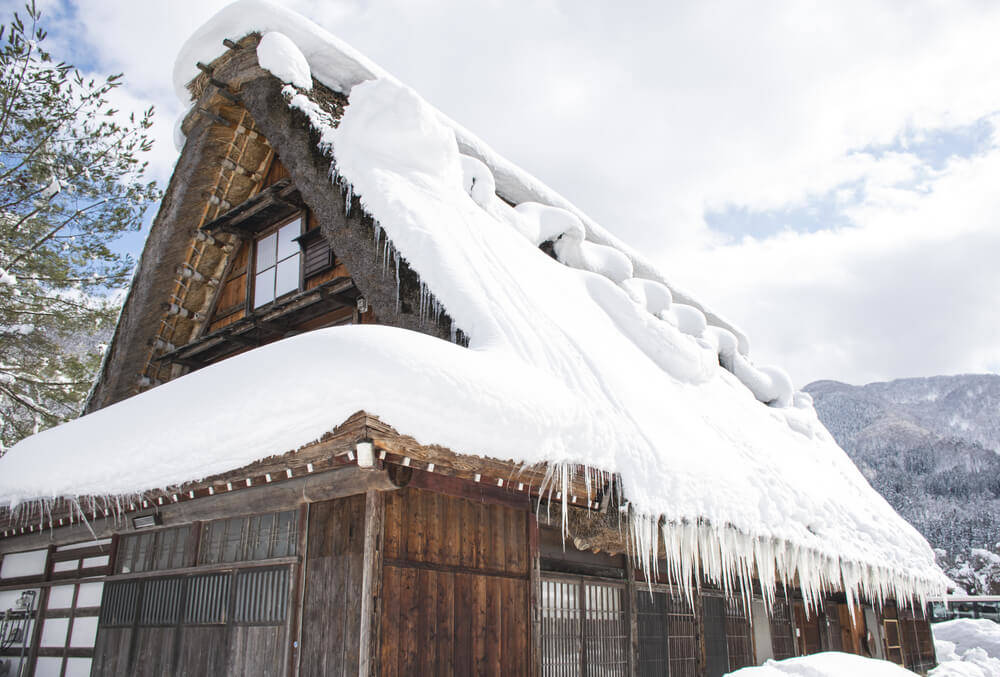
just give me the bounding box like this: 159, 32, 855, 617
805, 374, 1000, 593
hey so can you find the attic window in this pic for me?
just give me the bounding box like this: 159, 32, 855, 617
253, 216, 303, 308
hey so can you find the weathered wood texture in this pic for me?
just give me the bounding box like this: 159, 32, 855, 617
379, 488, 531, 677
299, 494, 366, 677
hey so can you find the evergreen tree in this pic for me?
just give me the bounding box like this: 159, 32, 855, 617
0, 2, 159, 450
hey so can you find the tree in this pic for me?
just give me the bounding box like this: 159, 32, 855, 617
0, 2, 159, 451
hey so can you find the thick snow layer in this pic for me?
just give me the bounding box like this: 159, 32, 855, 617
727, 652, 919, 676
326, 77, 943, 604
256, 31, 312, 90
171, 0, 748, 352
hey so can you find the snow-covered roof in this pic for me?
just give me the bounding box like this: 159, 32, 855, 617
0, 0, 946, 609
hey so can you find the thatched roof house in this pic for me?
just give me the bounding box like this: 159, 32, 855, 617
0, 2, 945, 675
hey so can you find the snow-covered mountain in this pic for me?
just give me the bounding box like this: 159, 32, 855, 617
805, 374, 1000, 592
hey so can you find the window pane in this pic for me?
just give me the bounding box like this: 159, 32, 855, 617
254, 268, 276, 308
40, 617, 69, 646
64, 658, 92, 677
277, 219, 301, 260
34, 657, 62, 677
275, 255, 300, 298
70, 616, 99, 647
77, 582, 104, 608
47, 585, 76, 610
255, 232, 277, 272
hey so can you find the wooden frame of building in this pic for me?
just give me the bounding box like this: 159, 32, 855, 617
0, 6, 944, 676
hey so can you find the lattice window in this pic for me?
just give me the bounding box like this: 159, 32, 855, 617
540, 576, 627, 677
98, 567, 289, 632
116, 525, 190, 574
198, 510, 297, 565
900, 606, 936, 672
99, 581, 139, 627
584, 582, 628, 675
184, 573, 230, 625
541, 578, 582, 677
140, 577, 183, 626
770, 599, 796, 660
703, 595, 729, 677
234, 567, 289, 625
724, 598, 754, 671
636, 590, 698, 677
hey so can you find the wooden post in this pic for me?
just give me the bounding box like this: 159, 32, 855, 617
625, 556, 639, 677
287, 503, 309, 677
359, 489, 385, 677
529, 515, 540, 677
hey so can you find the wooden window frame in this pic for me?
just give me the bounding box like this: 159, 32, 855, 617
248, 212, 305, 311
635, 583, 699, 677
539, 572, 630, 677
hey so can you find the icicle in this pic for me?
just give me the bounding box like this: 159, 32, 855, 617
394, 250, 401, 314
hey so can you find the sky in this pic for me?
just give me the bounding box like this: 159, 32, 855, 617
12, 0, 1000, 388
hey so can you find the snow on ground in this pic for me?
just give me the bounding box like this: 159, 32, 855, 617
932, 619, 1000, 676
727, 652, 918, 676
725, 621, 1000, 677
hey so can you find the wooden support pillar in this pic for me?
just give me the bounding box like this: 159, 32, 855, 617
359, 489, 385, 677
625, 556, 639, 677
529, 515, 540, 677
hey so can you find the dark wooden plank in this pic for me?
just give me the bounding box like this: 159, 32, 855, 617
175, 626, 227, 675
342, 494, 365, 674
436, 571, 455, 676
454, 573, 473, 675
419, 568, 437, 676
399, 566, 419, 676
92, 627, 133, 677
486, 577, 502, 676
227, 625, 284, 676
383, 491, 401, 562
460, 498, 477, 570
427, 491, 445, 566
379, 565, 400, 677
442, 491, 460, 568
473, 574, 488, 675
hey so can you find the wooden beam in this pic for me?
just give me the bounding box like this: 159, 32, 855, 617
0, 464, 395, 553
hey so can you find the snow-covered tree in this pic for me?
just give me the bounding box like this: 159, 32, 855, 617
0, 2, 159, 450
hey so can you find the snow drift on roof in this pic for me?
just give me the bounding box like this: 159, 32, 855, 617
0, 0, 948, 611
172, 0, 746, 348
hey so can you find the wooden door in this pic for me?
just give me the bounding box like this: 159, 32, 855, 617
379, 487, 531, 676
793, 603, 822, 656
299, 494, 366, 677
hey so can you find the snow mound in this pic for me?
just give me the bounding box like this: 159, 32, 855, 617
934, 620, 1000, 663
727, 652, 919, 676
257, 31, 312, 90
459, 154, 495, 207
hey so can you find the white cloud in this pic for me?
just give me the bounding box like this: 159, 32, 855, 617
29, 0, 1000, 385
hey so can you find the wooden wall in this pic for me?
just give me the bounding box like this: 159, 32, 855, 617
379, 487, 531, 676
298, 494, 366, 677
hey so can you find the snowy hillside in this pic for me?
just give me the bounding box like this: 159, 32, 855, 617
806, 374, 1000, 592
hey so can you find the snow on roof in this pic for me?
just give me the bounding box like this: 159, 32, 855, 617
0, 0, 946, 609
